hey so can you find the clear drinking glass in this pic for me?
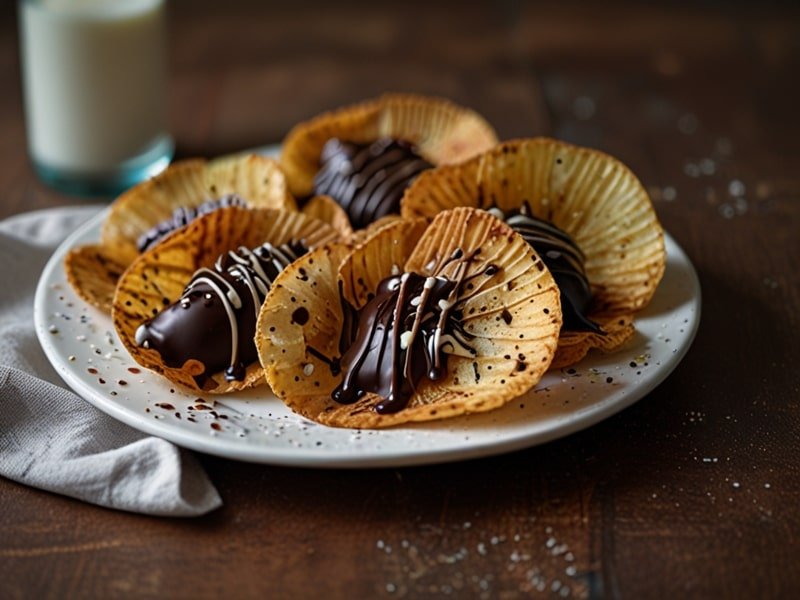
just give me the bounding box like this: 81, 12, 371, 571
18, 0, 174, 196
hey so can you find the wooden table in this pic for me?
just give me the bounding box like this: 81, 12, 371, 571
2, 2, 798, 597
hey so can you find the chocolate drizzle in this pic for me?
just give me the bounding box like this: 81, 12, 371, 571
135, 240, 307, 385
312, 138, 433, 229
332, 250, 479, 414
137, 194, 247, 253
488, 203, 601, 333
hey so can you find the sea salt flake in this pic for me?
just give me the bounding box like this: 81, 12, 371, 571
699, 158, 716, 175
728, 179, 746, 197
684, 162, 700, 177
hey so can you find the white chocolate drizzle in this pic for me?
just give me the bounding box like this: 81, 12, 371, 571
136, 241, 304, 379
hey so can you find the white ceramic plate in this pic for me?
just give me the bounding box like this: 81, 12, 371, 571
34, 175, 700, 468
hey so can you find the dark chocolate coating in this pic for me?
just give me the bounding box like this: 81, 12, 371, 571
312, 138, 433, 229
332, 270, 475, 414
500, 205, 602, 333
135, 240, 307, 385
136, 194, 247, 253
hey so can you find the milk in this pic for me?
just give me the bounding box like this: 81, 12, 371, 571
19, 0, 171, 185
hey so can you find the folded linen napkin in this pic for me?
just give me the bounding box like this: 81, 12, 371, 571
0, 206, 222, 516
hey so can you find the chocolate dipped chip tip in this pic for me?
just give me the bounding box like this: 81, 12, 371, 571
280, 93, 498, 198
136, 194, 248, 253
257, 207, 562, 429
333, 255, 479, 415
112, 206, 339, 394
312, 137, 433, 230
135, 239, 309, 387
485, 203, 602, 334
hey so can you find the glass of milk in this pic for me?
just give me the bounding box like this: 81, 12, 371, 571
19, 0, 173, 196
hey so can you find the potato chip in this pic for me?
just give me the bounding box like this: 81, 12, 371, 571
257, 243, 352, 401
300, 195, 353, 239
280, 93, 498, 198
64, 244, 129, 313
112, 206, 339, 394
65, 154, 295, 311
401, 138, 666, 367
257, 207, 562, 428
551, 313, 635, 369
345, 215, 405, 247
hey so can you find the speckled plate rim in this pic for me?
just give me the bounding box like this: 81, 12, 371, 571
34, 150, 701, 469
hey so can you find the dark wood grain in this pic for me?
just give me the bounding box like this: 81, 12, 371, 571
1, 1, 799, 598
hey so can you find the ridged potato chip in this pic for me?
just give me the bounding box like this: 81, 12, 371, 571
401, 138, 666, 367
64, 244, 129, 313
345, 215, 406, 247
66, 154, 295, 311
280, 93, 498, 199
257, 207, 562, 428
112, 206, 339, 394
300, 195, 353, 239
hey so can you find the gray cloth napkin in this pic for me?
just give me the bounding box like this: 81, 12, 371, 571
0, 206, 222, 516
